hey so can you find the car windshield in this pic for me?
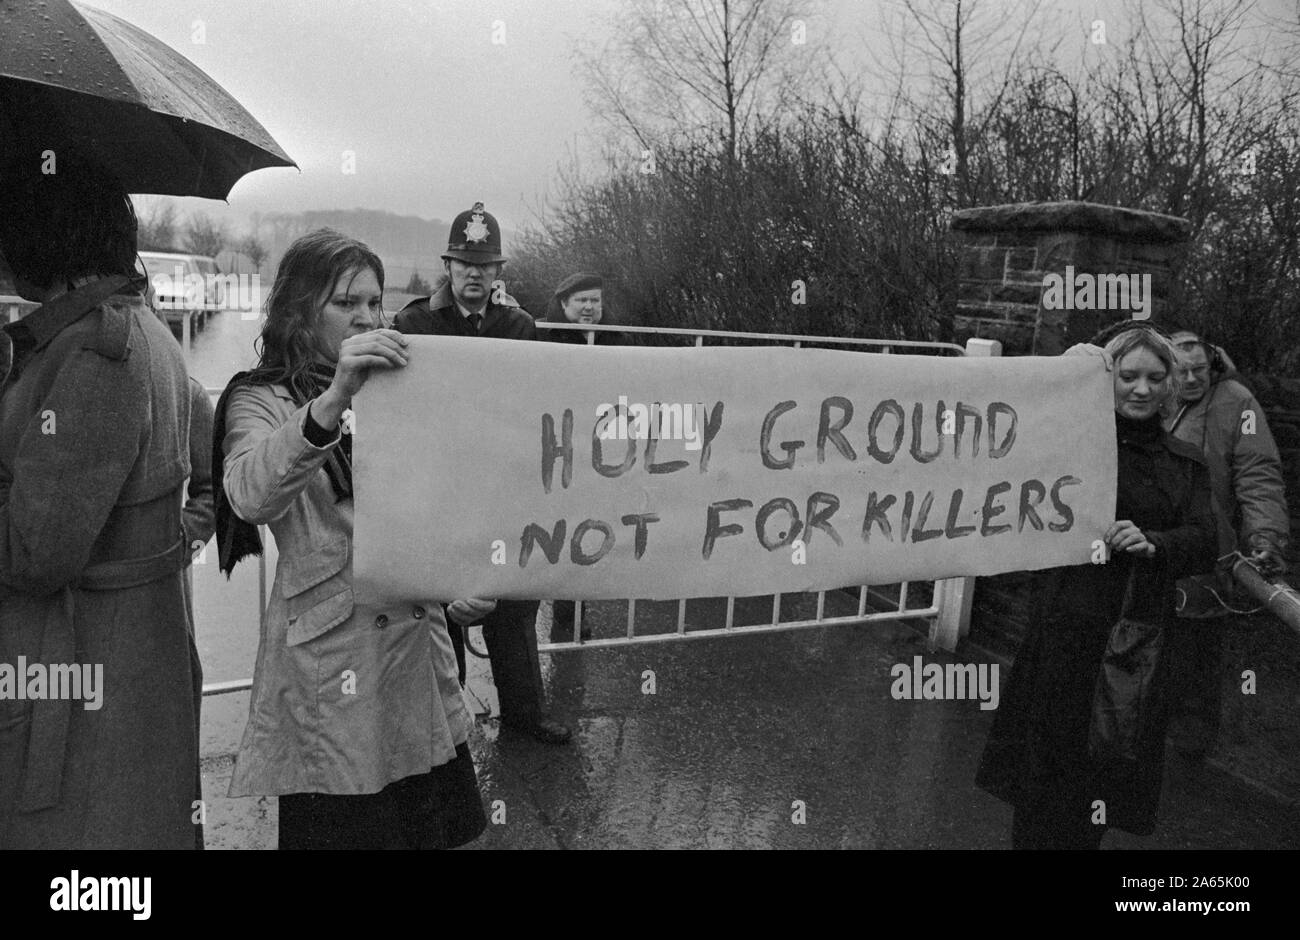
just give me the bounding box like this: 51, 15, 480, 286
139, 254, 192, 273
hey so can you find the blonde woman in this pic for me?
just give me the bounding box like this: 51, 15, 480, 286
977, 322, 1217, 849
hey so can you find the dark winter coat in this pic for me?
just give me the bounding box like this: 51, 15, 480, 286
540, 298, 632, 346
976, 411, 1217, 835
0, 278, 202, 848
393, 282, 536, 340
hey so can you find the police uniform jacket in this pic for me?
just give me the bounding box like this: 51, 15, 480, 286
393, 281, 536, 340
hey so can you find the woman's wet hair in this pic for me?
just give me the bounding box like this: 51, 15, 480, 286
1103, 326, 1183, 402
0, 150, 138, 290
254, 228, 384, 403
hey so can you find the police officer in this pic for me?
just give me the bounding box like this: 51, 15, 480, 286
393, 202, 572, 745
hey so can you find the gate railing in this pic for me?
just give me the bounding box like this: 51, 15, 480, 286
198, 325, 999, 696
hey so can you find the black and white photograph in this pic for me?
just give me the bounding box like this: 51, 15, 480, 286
0, 0, 1297, 916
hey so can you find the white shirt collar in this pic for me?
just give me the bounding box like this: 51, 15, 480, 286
455, 300, 487, 320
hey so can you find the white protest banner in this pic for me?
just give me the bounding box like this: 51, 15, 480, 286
353, 337, 1116, 603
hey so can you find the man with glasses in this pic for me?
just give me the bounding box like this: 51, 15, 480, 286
392, 203, 572, 746
1164, 327, 1290, 759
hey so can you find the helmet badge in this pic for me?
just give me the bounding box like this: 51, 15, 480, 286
464, 201, 490, 244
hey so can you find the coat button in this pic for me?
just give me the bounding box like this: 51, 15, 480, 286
374, 614, 389, 629
412, 605, 426, 619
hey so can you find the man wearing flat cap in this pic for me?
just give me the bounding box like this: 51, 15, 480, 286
393, 202, 572, 746
542, 272, 605, 341
544, 272, 645, 347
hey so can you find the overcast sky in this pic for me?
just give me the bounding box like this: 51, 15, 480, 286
86, 0, 1293, 234
91, 0, 635, 229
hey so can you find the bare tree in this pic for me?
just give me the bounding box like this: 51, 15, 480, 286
137, 200, 178, 251
404, 270, 432, 294
1258, 0, 1300, 84
862, 0, 1045, 205
184, 212, 227, 258
236, 234, 267, 273
524, 0, 1300, 371
578, 0, 825, 162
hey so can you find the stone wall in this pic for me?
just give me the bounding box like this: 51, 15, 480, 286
950, 201, 1191, 357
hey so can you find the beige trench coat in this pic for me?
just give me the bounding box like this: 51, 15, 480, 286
221, 383, 469, 797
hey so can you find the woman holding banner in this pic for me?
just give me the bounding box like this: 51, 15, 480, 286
213, 229, 489, 849
976, 322, 1217, 849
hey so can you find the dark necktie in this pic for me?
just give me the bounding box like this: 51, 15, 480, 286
468, 313, 483, 333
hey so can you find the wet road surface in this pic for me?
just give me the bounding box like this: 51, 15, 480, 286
198, 596, 1300, 850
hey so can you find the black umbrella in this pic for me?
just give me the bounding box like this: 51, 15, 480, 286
0, 0, 296, 198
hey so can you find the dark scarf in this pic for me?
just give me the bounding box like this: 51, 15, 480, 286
1115, 410, 1164, 446
213, 363, 352, 576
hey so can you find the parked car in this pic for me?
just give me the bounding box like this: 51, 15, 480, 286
0, 268, 40, 326
0, 293, 38, 323
137, 250, 223, 333
186, 254, 227, 309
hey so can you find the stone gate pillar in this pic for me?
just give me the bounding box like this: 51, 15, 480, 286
950, 201, 1191, 355
947, 201, 1193, 650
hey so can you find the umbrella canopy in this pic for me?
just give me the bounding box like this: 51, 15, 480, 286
0, 0, 296, 198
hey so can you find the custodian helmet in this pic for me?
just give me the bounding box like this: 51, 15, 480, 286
441, 201, 506, 264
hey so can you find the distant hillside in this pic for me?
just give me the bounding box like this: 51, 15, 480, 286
220, 208, 519, 295
7, 207, 510, 308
